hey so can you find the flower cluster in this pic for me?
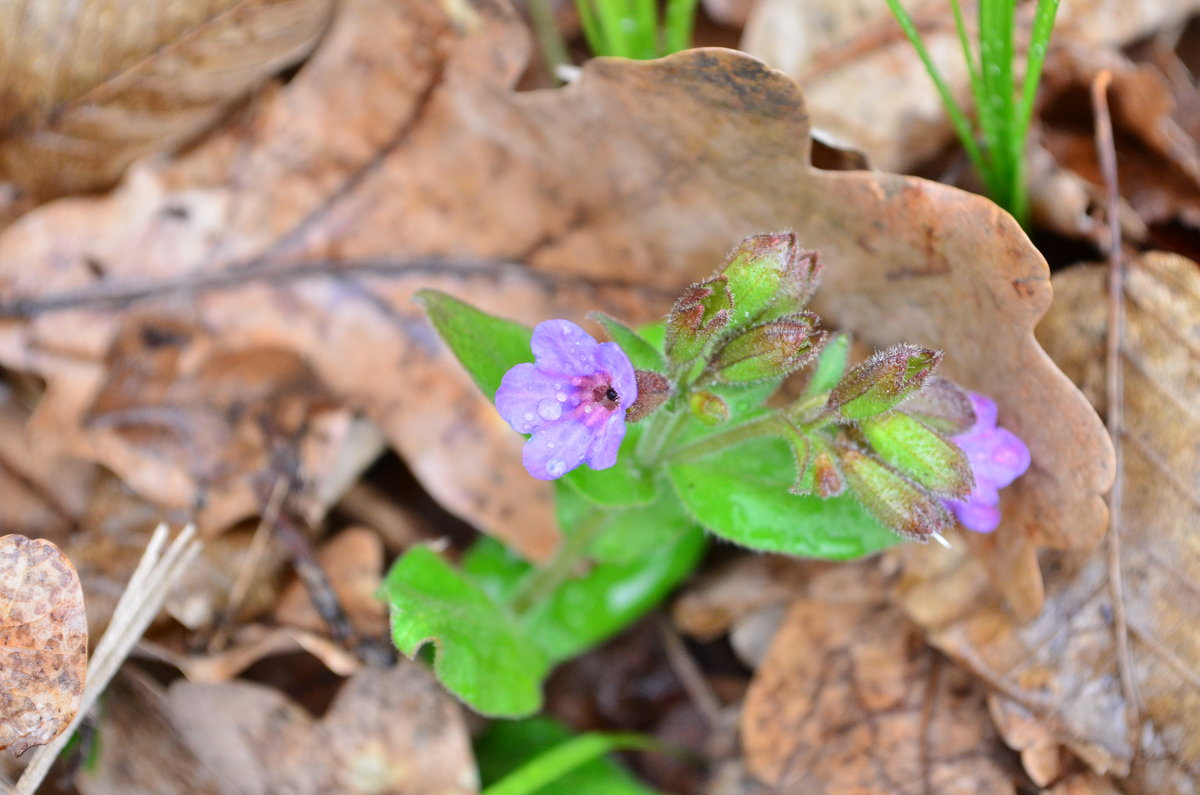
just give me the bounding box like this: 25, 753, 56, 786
943, 392, 1031, 533
496, 319, 637, 480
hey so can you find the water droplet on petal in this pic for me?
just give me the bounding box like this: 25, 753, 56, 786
556, 392, 567, 403
537, 398, 562, 421
572, 377, 583, 386
547, 459, 565, 476
562, 327, 571, 335
523, 412, 535, 422
583, 405, 592, 414
547, 442, 556, 449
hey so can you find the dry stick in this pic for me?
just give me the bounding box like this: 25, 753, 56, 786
12, 524, 202, 795
208, 475, 288, 651
273, 511, 355, 645
1091, 69, 1141, 751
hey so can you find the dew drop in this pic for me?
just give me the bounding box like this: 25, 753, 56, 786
556, 392, 567, 403
572, 377, 583, 386
547, 459, 566, 476
537, 398, 562, 421
547, 442, 556, 449
554, 382, 563, 390
583, 405, 593, 414
562, 327, 571, 335
523, 412, 535, 422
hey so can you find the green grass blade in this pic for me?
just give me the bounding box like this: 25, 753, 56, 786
632, 0, 658, 58
576, 0, 607, 57
883, 0, 990, 185
481, 732, 660, 795
663, 0, 698, 54
1018, 0, 1060, 134
950, 0, 982, 106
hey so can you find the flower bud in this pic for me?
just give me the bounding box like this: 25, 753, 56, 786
665, 277, 732, 363
688, 390, 730, 426
778, 421, 814, 495
625, 370, 671, 422
860, 412, 973, 499
712, 314, 825, 384
810, 449, 845, 498
826, 344, 941, 420
837, 446, 954, 541
900, 377, 976, 435
721, 233, 823, 328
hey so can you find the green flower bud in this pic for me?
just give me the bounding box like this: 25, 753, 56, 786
665, 277, 732, 363
860, 412, 973, 498
899, 377, 977, 435
712, 314, 825, 384
625, 370, 671, 423
837, 446, 953, 541
688, 390, 730, 426
827, 344, 941, 420
721, 233, 823, 328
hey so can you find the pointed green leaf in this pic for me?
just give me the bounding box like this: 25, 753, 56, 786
415, 289, 532, 400
590, 312, 666, 371
667, 437, 899, 559
385, 546, 549, 717
477, 717, 660, 794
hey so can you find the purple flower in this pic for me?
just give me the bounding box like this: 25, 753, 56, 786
943, 392, 1031, 533
496, 320, 638, 480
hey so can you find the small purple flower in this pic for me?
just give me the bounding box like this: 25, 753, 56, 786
496, 320, 638, 480
943, 392, 1031, 533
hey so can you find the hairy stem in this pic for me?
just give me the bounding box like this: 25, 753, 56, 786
510, 508, 611, 614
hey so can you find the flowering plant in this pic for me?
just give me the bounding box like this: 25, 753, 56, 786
385, 233, 1029, 717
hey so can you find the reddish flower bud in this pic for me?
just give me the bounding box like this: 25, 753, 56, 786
837, 446, 954, 541
827, 344, 941, 420
625, 370, 671, 423
721, 233, 823, 329
712, 313, 825, 384
665, 277, 732, 363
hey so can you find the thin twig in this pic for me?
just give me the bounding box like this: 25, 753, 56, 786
657, 614, 723, 727
273, 512, 355, 645
208, 476, 289, 651
13, 524, 201, 795
1091, 69, 1140, 753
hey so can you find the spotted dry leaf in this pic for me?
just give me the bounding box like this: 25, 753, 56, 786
0, 534, 88, 756
742, 596, 1022, 793
896, 254, 1200, 793
0, 0, 334, 205
0, 0, 1109, 574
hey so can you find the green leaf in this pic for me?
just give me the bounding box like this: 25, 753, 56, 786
555, 481, 695, 563
561, 423, 657, 507
667, 437, 900, 559
415, 289, 533, 400
476, 717, 660, 795
590, 312, 666, 372
385, 546, 549, 717
463, 526, 706, 663
479, 718, 660, 795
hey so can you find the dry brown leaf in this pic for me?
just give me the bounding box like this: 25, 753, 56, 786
167, 662, 478, 794
0, 534, 87, 756
742, 596, 1022, 793
741, 0, 1200, 172
896, 253, 1200, 792
274, 526, 387, 639
0, 0, 334, 203
0, 0, 1110, 578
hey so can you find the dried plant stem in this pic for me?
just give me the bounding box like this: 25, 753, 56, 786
1091, 69, 1140, 748
13, 524, 201, 795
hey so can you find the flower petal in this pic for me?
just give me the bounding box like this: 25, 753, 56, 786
585, 411, 627, 470
522, 418, 592, 480
531, 320, 601, 377
966, 392, 998, 431
496, 363, 560, 434
948, 499, 1001, 533
595, 342, 638, 407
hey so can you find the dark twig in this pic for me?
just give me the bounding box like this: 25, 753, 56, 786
1091, 69, 1140, 750
273, 511, 355, 646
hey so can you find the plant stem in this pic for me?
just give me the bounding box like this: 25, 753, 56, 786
511, 508, 611, 613
666, 414, 781, 461
635, 406, 688, 467
528, 0, 570, 83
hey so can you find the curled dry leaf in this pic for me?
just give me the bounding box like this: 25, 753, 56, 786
896, 254, 1200, 792
0, 534, 88, 756
0, 0, 334, 204
742, 596, 1022, 793
167, 662, 477, 794
0, 0, 1109, 576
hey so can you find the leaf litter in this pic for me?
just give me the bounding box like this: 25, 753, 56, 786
0, 0, 1195, 792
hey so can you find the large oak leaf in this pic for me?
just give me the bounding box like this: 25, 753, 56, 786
0, 0, 1110, 578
